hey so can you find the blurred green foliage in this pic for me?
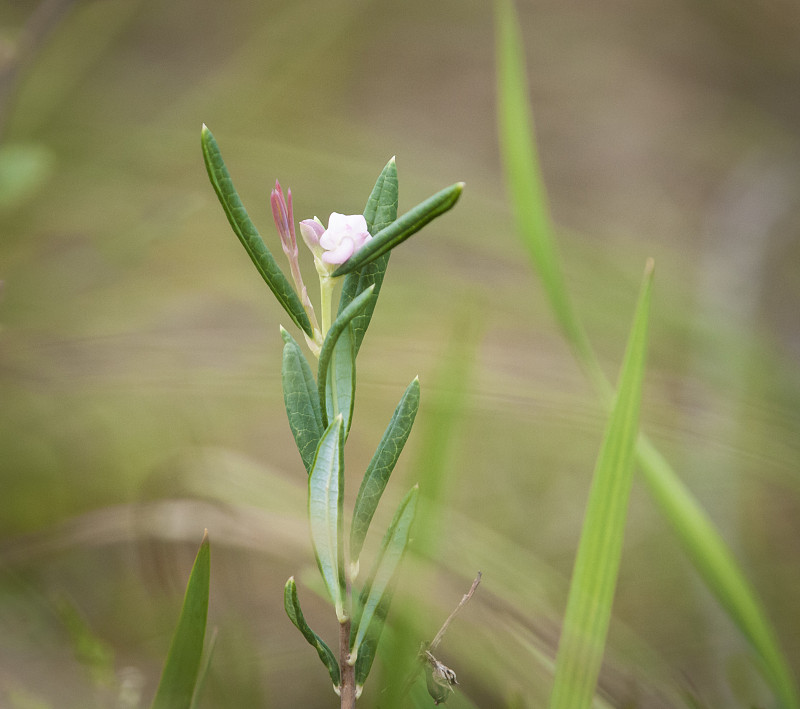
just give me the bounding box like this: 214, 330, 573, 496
1, 0, 799, 707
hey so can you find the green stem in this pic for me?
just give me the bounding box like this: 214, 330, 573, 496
320, 274, 335, 339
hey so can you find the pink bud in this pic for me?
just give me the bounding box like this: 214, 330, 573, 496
299, 218, 325, 251
270, 180, 295, 250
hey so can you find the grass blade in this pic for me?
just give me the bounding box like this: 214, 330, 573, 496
338, 157, 399, 354
331, 182, 464, 278
201, 125, 312, 337
494, 2, 597, 377
350, 376, 420, 571
281, 326, 324, 473
350, 486, 418, 664
284, 577, 341, 689
317, 286, 374, 433
549, 260, 653, 709
496, 3, 799, 706
308, 416, 346, 621
151, 531, 210, 709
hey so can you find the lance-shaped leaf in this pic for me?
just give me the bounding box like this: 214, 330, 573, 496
350, 486, 418, 663
331, 182, 464, 277
549, 260, 653, 709
354, 586, 394, 690
201, 125, 312, 337
317, 286, 375, 432
151, 531, 210, 709
283, 577, 341, 689
281, 327, 324, 473
338, 157, 399, 354
309, 415, 346, 621
350, 377, 420, 571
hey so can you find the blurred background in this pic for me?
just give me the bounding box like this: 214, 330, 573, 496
1, 0, 799, 706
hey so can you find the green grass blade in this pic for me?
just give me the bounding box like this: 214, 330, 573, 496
495, 0, 602, 386
281, 326, 324, 473
283, 577, 341, 689
189, 627, 217, 709
151, 531, 210, 709
350, 377, 420, 570
331, 182, 464, 278
549, 261, 653, 709
350, 486, 418, 664
317, 286, 374, 433
496, 3, 799, 706
635, 435, 800, 709
338, 157, 399, 354
200, 125, 312, 337
308, 416, 346, 621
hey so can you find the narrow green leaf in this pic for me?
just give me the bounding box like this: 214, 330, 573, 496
635, 435, 800, 709
308, 416, 346, 621
331, 182, 464, 278
200, 125, 312, 337
353, 589, 394, 690
283, 577, 341, 688
338, 157, 399, 353
317, 286, 374, 432
281, 327, 324, 473
496, 4, 799, 707
151, 532, 210, 709
350, 377, 420, 569
495, 1, 600, 384
350, 486, 418, 663
549, 261, 653, 709
189, 628, 217, 709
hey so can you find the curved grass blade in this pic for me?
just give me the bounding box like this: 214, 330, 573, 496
309, 415, 346, 621
350, 486, 418, 664
338, 157, 399, 354
283, 577, 341, 689
496, 4, 800, 706
350, 377, 420, 572
317, 286, 374, 432
201, 125, 312, 337
281, 327, 324, 473
151, 531, 210, 709
331, 182, 464, 278
549, 260, 653, 709
494, 1, 602, 388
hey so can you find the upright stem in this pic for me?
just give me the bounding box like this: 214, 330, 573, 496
319, 273, 335, 338
339, 618, 356, 708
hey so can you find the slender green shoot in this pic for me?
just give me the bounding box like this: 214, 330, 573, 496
151, 532, 211, 709
549, 261, 653, 709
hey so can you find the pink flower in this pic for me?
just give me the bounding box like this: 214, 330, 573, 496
318, 213, 372, 265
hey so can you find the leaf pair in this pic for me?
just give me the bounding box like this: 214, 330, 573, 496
286, 406, 419, 691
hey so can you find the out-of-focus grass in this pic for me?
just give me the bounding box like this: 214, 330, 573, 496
1, 0, 800, 707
